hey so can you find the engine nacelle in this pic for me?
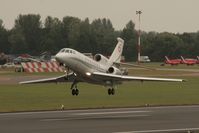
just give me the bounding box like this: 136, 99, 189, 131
107, 66, 122, 75
94, 54, 109, 65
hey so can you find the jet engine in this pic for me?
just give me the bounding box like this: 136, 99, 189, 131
107, 66, 122, 75
94, 54, 109, 65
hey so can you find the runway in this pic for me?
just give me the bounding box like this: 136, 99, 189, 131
0, 106, 199, 133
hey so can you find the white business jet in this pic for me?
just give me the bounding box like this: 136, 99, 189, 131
20, 38, 185, 95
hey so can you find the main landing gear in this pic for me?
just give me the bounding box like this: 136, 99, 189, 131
72, 88, 79, 96
70, 81, 79, 96
108, 88, 115, 95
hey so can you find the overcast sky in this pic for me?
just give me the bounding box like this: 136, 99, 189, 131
1, 0, 199, 33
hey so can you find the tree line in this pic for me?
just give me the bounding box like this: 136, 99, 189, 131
0, 14, 199, 61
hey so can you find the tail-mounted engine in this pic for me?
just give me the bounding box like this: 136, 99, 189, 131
94, 54, 109, 65
107, 66, 122, 75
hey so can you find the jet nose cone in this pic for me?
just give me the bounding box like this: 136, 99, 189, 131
55, 53, 61, 62
55, 53, 64, 66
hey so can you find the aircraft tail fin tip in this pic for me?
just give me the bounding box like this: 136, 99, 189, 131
165, 56, 169, 61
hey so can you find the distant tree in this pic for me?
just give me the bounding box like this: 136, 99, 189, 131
147, 32, 183, 61
41, 16, 63, 53
75, 18, 92, 52
141, 31, 157, 58
8, 29, 27, 54
0, 19, 9, 53
90, 18, 116, 55
121, 20, 137, 61
177, 32, 197, 57
9, 14, 42, 55
62, 16, 81, 48
1, 15, 199, 61
0, 19, 3, 29
194, 32, 199, 56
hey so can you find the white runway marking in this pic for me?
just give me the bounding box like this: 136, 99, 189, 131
0, 110, 150, 116
114, 127, 199, 133
74, 111, 150, 115
0, 105, 198, 116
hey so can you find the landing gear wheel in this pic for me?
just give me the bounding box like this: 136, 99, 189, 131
108, 88, 112, 95
72, 89, 79, 96
72, 89, 76, 96
75, 89, 79, 96
111, 88, 115, 95
108, 88, 115, 95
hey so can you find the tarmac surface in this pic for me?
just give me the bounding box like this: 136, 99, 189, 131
0, 106, 199, 133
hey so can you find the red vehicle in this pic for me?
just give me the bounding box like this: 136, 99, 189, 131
180, 56, 196, 65
164, 56, 181, 65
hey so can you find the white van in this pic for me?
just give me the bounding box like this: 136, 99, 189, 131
140, 56, 151, 63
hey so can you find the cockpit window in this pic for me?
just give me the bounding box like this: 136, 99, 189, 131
65, 50, 69, 53
59, 49, 65, 53
59, 49, 76, 54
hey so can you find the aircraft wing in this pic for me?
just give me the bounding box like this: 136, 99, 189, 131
92, 72, 185, 82
19, 73, 76, 84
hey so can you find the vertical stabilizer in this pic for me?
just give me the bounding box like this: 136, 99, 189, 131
108, 38, 124, 65
181, 56, 186, 62
165, 56, 170, 61
197, 56, 199, 60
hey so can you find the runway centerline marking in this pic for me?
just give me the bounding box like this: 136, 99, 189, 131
114, 127, 199, 133
74, 111, 150, 116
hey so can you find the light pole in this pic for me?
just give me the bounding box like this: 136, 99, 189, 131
136, 10, 142, 64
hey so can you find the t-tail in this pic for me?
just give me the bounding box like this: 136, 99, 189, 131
165, 56, 170, 61
108, 37, 124, 65
197, 56, 199, 60
181, 56, 186, 63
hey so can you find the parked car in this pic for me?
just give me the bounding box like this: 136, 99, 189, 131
140, 56, 151, 63
1, 62, 15, 68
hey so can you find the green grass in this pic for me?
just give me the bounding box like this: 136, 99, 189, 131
0, 63, 199, 112
0, 76, 199, 112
